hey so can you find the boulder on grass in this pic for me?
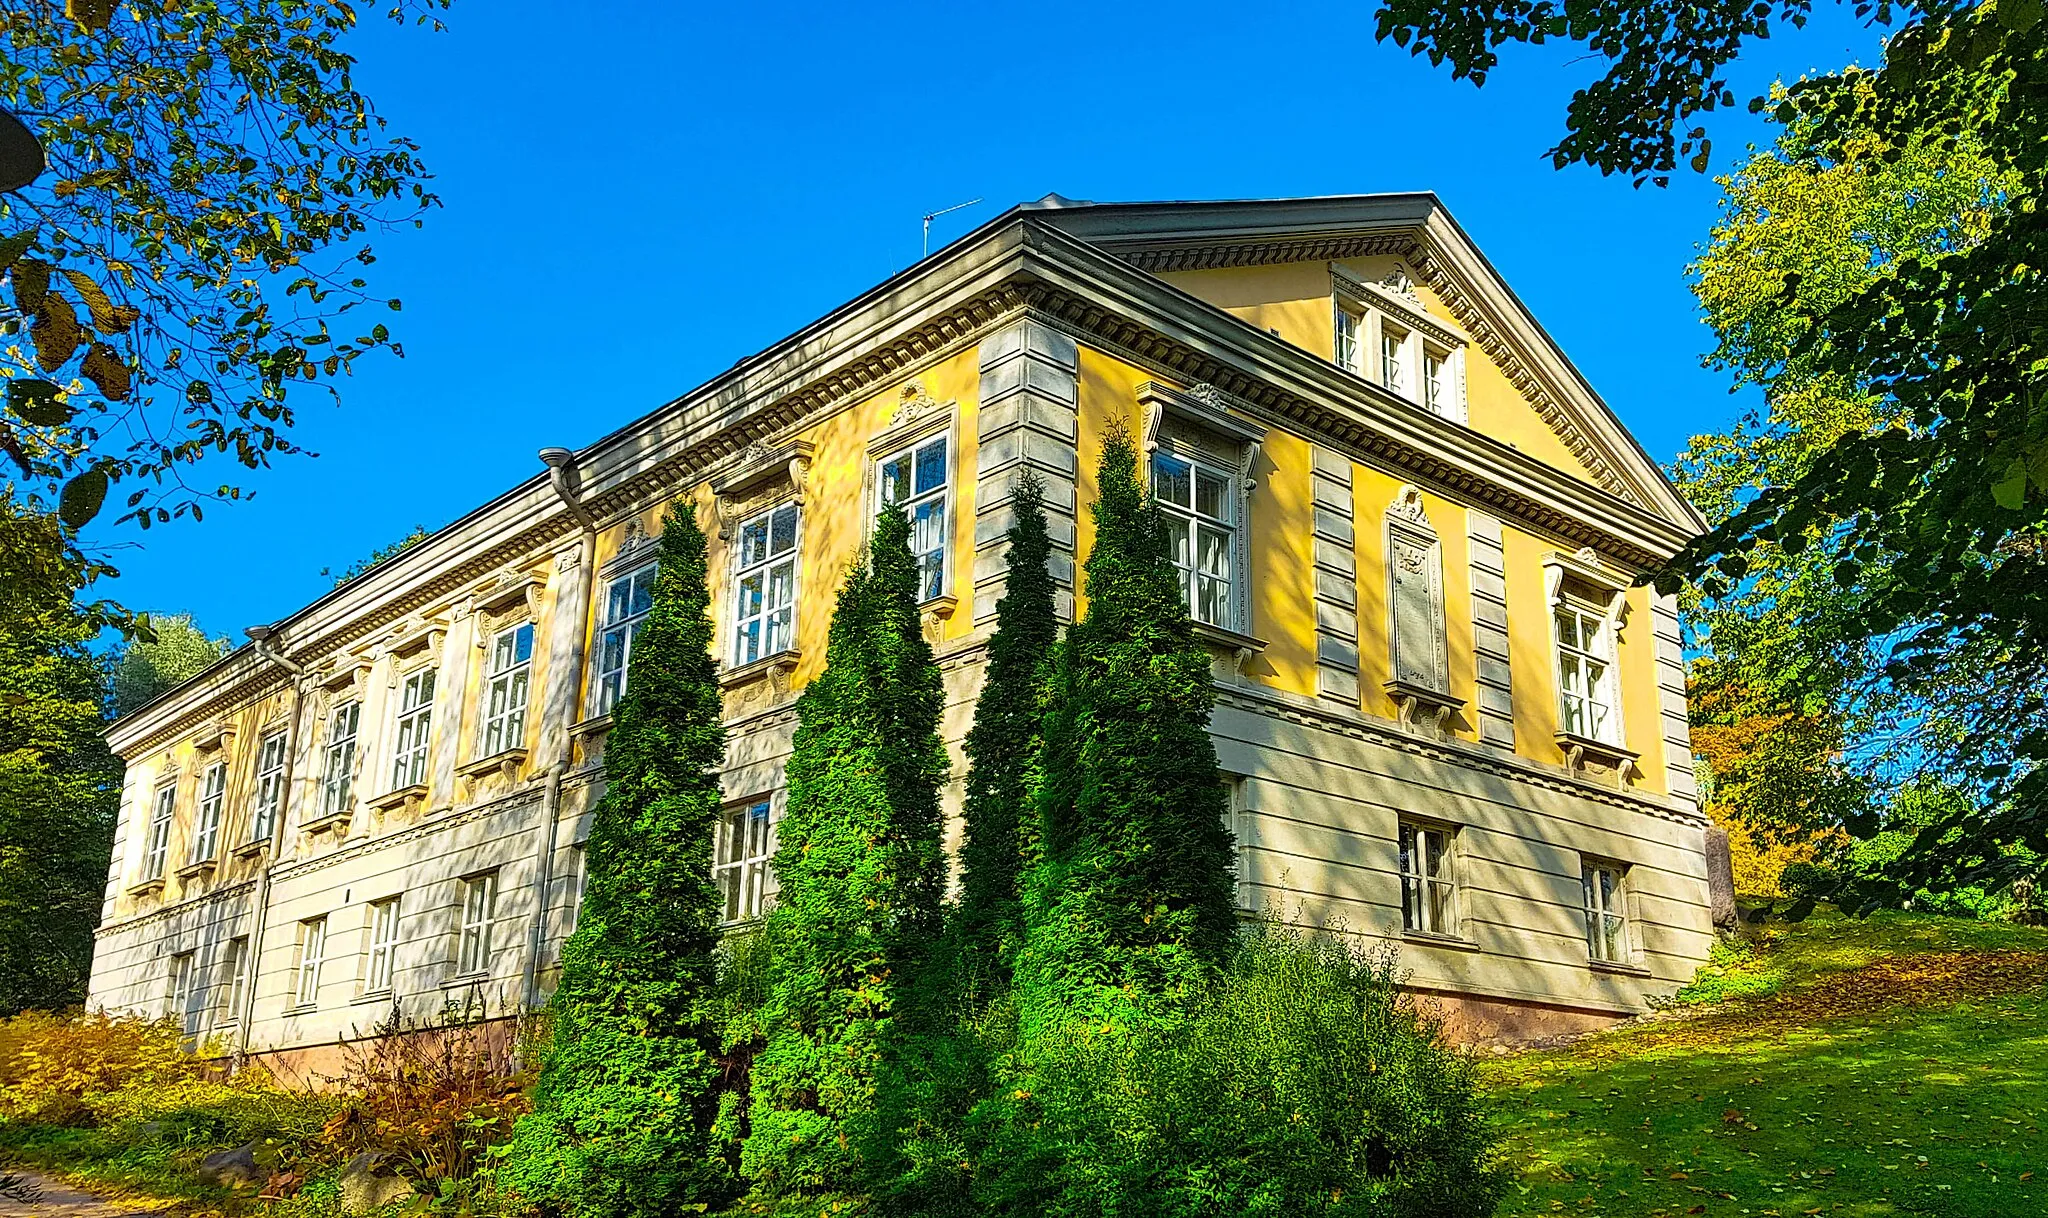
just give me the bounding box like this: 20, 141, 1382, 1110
197, 1143, 262, 1189
338, 1151, 414, 1215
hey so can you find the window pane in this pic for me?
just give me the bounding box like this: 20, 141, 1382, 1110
914, 438, 947, 495
1197, 526, 1230, 577
629, 570, 656, 616
1165, 517, 1191, 570
606, 578, 631, 624
740, 518, 768, 568
1152, 454, 1191, 507
1195, 469, 1230, 521
1197, 576, 1229, 627
738, 571, 764, 620
770, 505, 798, 555
766, 607, 792, 656
881, 455, 910, 504
513, 624, 534, 664
494, 632, 515, 671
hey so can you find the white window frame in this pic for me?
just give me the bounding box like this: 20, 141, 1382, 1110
1334, 302, 1362, 373
144, 784, 175, 879
1152, 448, 1241, 631
457, 871, 499, 976
730, 503, 801, 668
713, 798, 774, 925
321, 701, 361, 817
249, 729, 287, 844
1329, 270, 1469, 424
1553, 596, 1620, 746
1582, 860, 1630, 964
190, 762, 226, 864
216, 936, 248, 1026
167, 951, 201, 1034
294, 916, 327, 1007
365, 896, 402, 993
1380, 322, 1409, 394
876, 434, 950, 603
389, 668, 436, 791
480, 623, 534, 758
1399, 821, 1459, 937
593, 563, 657, 716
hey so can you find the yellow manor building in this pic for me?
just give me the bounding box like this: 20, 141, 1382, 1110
89, 194, 1714, 1054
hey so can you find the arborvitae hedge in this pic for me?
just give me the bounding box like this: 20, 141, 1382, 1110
742, 505, 948, 1204
507, 502, 733, 1217
953, 475, 1058, 985
1020, 426, 1237, 1023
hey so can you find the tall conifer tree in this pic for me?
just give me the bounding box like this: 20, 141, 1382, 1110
508, 502, 733, 1217
954, 475, 1057, 982
1021, 426, 1237, 1021
743, 505, 948, 1202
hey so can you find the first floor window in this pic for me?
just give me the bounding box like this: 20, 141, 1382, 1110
250, 730, 288, 843
1583, 861, 1628, 963
365, 896, 402, 992
1153, 450, 1237, 628
594, 564, 657, 715
144, 785, 175, 879
714, 800, 773, 924
732, 504, 799, 667
1554, 600, 1618, 743
481, 624, 534, 757
191, 762, 227, 863
458, 872, 499, 975
167, 952, 201, 1035
390, 669, 436, 790
879, 435, 949, 601
295, 917, 327, 1007
322, 701, 361, 816
217, 937, 248, 1025
1399, 822, 1457, 935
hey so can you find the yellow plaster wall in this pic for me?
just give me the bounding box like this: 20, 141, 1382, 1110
1618, 584, 1667, 791
1247, 427, 1317, 697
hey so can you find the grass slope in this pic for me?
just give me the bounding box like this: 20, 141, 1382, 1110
1485, 906, 2048, 1217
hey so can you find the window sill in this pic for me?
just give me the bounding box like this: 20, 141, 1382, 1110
1385, 679, 1464, 733
174, 859, 217, 881
718, 649, 800, 692
126, 877, 166, 898
351, 989, 396, 1007
440, 972, 493, 991
1191, 622, 1267, 675
1588, 958, 1652, 978
301, 808, 352, 835
284, 1003, 318, 1017
569, 713, 613, 739
367, 784, 427, 812
457, 748, 527, 780
1555, 731, 1639, 775
921, 593, 959, 621
230, 838, 270, 860
1402, 930, 1480, 953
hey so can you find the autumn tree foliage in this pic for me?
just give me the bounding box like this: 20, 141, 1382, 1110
508, 502, 735, 1217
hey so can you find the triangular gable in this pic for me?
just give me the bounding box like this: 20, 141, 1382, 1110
1027, 195, 1704, 533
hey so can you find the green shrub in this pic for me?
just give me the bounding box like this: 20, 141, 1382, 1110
0, 1010, 200, 1126
975, 920, 1505, 1218
87, 1070, 334, 1149
1779, 860, 1840, 901
1668, 937, 1788, 1006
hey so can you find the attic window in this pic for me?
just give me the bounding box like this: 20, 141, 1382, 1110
1330, 265, 1468, 425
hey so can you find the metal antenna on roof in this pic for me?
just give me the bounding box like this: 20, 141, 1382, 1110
922, 198, 983, 260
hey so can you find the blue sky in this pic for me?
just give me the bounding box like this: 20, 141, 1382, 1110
86, 0, 1890, 641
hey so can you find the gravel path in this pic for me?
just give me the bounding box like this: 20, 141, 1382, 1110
0, 1170, 168, 1218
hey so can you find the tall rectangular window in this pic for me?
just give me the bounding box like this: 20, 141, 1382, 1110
1381, 327, 1407, 392
458, 872, 499, 975
191, 762, 227, 863
321, 701, 361, 817
878, 435, 949, 602
594, 565, 657, 715
714, 799, 773, 924
1554, 601, 1617, 744
250, 730, 287, 843
1152, 451, 1236, 629
365, 896, 402, 993
167, 952, 201, 1034
1583, 861, 1628, 964
390, 669, 436, 790
1334, 304, 1361, 373
1423, 351, 1446, 414
1399, 822, 1457, 936
732, 504, 799, 667
294, 916, 327, 1007
481, 624, 534, 757
144, 785, 175, 879
216, 937, 248, 1026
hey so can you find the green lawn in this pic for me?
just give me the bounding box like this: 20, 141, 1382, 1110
1483, 907, 2048, 1217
